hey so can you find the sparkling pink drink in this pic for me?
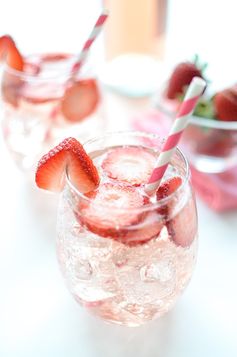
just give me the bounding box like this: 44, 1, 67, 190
1, 50, 105, 171
56, 132, 198, 326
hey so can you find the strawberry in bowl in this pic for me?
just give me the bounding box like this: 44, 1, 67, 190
155, 58, 237, 174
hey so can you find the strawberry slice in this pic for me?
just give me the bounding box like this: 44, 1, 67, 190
78, 182, 147, 239
156, 176, 182, 200
156, 176, 182, 215
1, 72, 22, 107
0, 35, 24, 106
0, 35, 24, 71
39, 53, 71, 62
61, 79, 100, 123
101, 147, 157, 186
35, 137, 100, 193
156, 176, 196, 247
167, 199, 197, 248
124, 212, 164, 246
0, 35, 9, 60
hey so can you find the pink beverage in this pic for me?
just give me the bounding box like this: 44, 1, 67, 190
56, 132, 198, 326
1, 52, 105, 171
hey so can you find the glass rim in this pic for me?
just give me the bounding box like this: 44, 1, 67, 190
190, 114, 237, 130
66, 131, 191, 213
156, 95, 237, 130
2, 53, 93, 82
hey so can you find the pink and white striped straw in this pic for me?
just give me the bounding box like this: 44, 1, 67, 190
145, 76, 206, 195
71, 10, 108, 75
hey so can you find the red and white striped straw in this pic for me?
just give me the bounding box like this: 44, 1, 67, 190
71, 10, 108, 75
145, 76, 206, 195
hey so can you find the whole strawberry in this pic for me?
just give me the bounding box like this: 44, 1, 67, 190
214, 86, 237, 121
166, 62, 203, 99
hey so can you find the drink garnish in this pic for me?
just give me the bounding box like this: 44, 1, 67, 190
0, 35, 24, 71
156, 176, 182, 200
61, 79, 100, 122
35, 137, 100, 193
101, 146, 156, 186
156, 176, 195, 247
167, 200, 197, 248
78, 182, 147, 239
156, 176, 182, 216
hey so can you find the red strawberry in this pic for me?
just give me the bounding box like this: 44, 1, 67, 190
0, 35, 9, 59
101, 146, 157, 186
156, 176, 182, 200
0, 35, 24, 107
166, 62, 202, 99
0, 35, 24, 71
78, 182, 147, 239
214, 86, 237, 121
156, 176, 182, 214
61, 79, 100, 123
124, 212, 164, 246
156, 176, 196, 247
39, 53, 71, 62
35, 137, 100, 193
167, 198, 197, 248
195, 132, 233, 157
1, 72, 22, 107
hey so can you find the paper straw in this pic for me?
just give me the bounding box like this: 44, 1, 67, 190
71, 10, 108, 75
145, 77, 206, 195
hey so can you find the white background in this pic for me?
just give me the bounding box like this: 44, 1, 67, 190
0, 1, 237, 356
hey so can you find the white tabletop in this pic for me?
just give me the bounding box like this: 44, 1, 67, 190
0, 91, 237, 357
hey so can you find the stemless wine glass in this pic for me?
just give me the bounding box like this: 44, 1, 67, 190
56, 131, 198, 326
0, 54, 106, 171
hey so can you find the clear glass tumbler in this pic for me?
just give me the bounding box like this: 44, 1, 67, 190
0, 54, 106, 171
56, 131, 198, 326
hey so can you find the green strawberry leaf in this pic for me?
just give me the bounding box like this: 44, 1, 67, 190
194, 97, 216, 119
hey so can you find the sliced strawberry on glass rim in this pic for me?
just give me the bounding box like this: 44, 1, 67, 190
0, 35, 24, 71
0, 35, 24, 107
78, 182, 147, 239
35, 137, 100, 193
61, 79, 100, 123
101, 146, 157, 186
0, 35, 9, 60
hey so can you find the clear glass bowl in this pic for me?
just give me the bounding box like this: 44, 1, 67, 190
56, 131, 198, 326
156, 97, 237, 173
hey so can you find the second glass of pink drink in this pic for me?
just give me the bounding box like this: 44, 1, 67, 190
52, 132, 197, 326
0, 36, 105, 171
